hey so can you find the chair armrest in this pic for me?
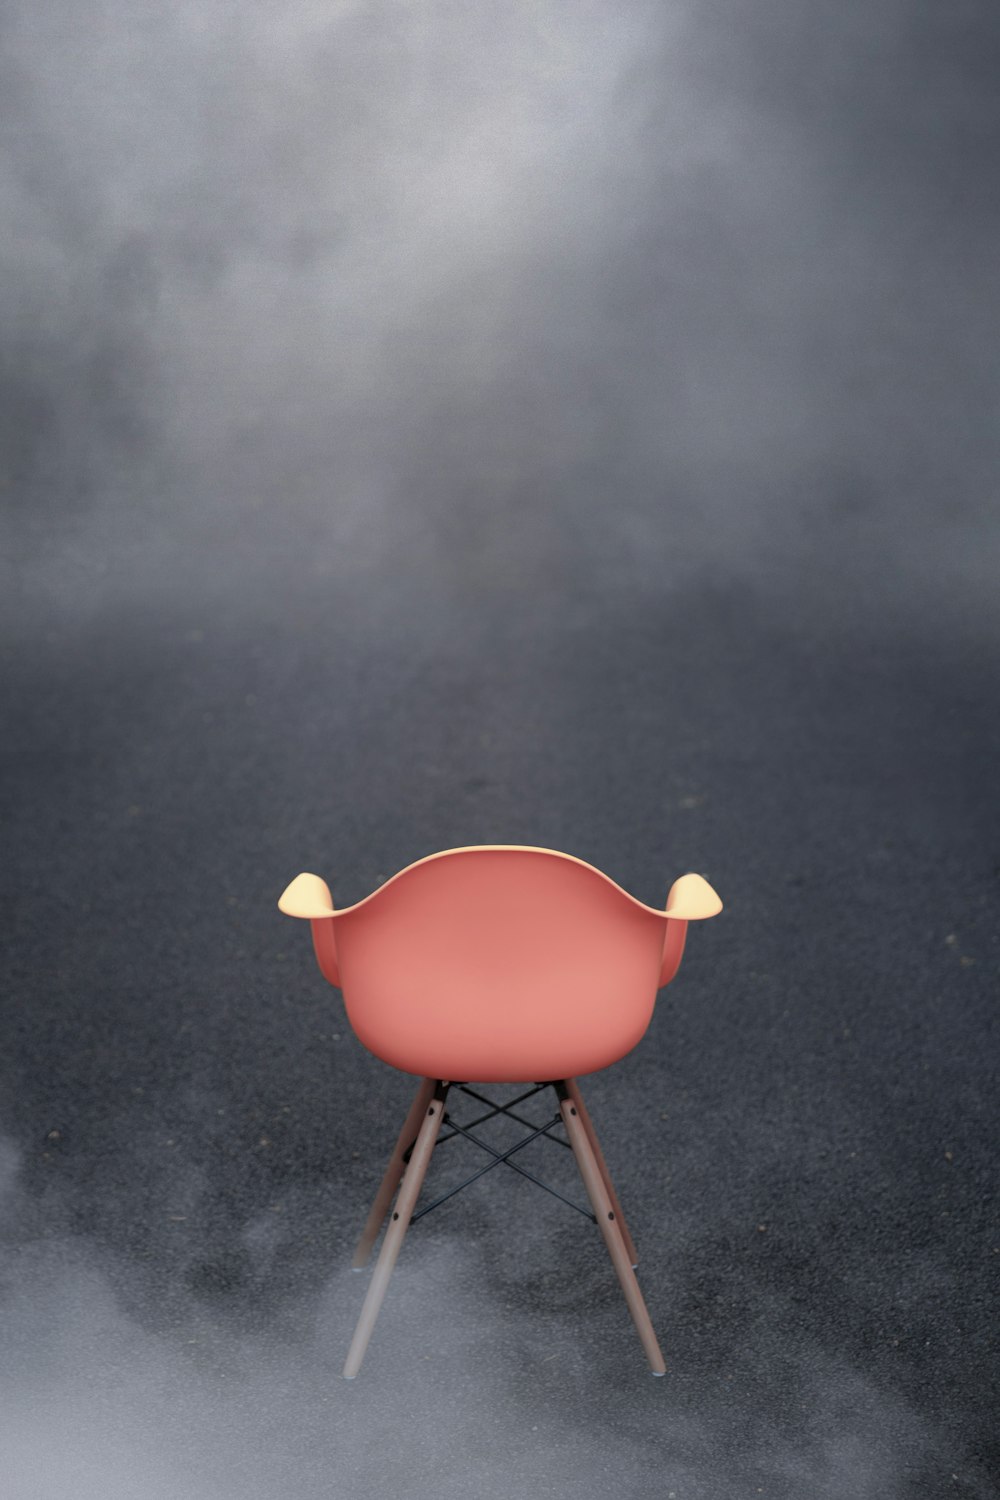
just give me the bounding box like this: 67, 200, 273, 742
659, 873, 722, 987
665, 872, 723, 920
278, 872, 335, 918
278, 873, 341, 987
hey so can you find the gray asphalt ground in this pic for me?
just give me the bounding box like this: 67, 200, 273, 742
2, 4, 999, 1497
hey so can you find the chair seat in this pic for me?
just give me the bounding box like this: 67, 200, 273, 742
289, 846, 687, 1079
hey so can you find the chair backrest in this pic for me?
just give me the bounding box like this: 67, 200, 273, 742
330, 846, 671, 1082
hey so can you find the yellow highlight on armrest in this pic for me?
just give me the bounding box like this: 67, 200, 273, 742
278, 872, 335, 919
665, 872, 723, 920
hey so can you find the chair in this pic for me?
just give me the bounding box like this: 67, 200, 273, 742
278, 844, 721, 1378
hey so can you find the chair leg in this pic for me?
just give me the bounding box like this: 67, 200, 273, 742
351, 1077, 436, 1270
564, 1078, 639, 1268
343, 1083, 448, 1379
559, 1087, 666, 1376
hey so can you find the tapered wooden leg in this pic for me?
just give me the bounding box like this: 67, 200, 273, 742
351, 1077, 436, 1270
559, 1088, 666, 1375
564, 1078, 639, 1268
343, 1083, 447, 1379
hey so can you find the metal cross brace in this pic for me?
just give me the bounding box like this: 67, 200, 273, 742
410, 1083, 597, 1225
438, 1083, 573, 1148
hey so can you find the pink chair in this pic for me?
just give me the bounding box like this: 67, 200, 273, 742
278, 844, 722, 1378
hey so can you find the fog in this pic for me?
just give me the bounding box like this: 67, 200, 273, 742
7, 1, 997, 632
0, 1131, 964, 1499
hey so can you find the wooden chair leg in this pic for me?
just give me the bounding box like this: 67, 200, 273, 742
343, 1083, 447, 1379
559, 1087, 666, 1376
351, 1077, 436, 1270
564, 1078, 639, 1268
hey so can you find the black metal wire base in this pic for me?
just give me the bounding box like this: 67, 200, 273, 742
409, 1082, 597, 1226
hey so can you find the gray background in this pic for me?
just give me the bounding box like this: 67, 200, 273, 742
2, 2, 998, 1496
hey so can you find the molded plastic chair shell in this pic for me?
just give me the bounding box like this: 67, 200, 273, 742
279, 845, 721, 1083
